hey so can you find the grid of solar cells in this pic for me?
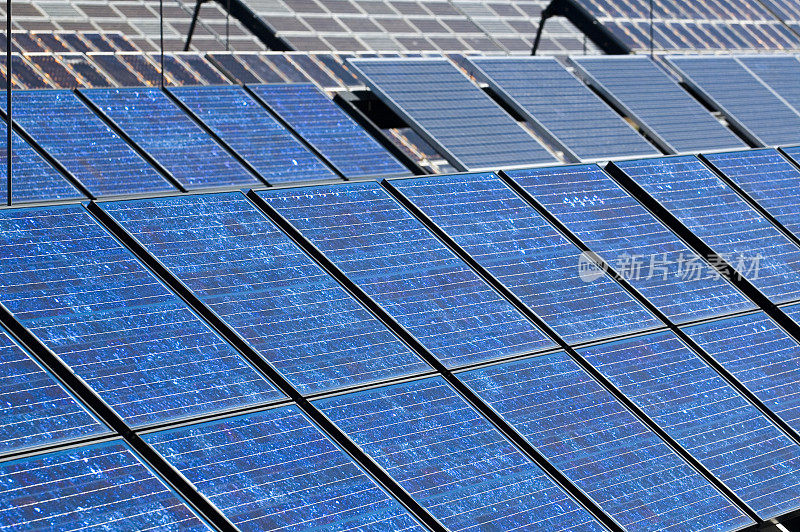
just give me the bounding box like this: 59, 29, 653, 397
261, 182, 555, 367
614, 156, 800, 304
0, 441, 207, 530
348, 58, 557, 171
461, 352, 752, 531
391, 172, 661, 344
0, 205, 280, 427
103, 193, 428, 394
248, 83, 409, 178
737, 56, 800, 114
507, 164, 754, 323
666, 56, 800, 146
145, 405, 422, 530
580, 331, 800, 518
0, 90, 172, 196
570, 55, 747, 154
316, 377, 605, 531
168, 86, 339, 184
83, 88, 260, 189
468, 56, 657, 162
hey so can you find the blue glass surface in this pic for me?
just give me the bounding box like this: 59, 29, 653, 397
0, 205, 280, 427
738, 56, 800, 115
259, 183, 554, 367
0, 441, 208, 530
81, 87, 258, 189
316, 377, 605, 531
102, 193, 428, 394
248, 83, 408, 178
391, 172, 660, 344
169, 86, 339, 184
508, 164, 754, 323
580, 331, 800, 519
146, 405, 422, 530
462, 353, 752, 531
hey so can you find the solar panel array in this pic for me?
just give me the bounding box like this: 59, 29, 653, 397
737, 55, 800, 116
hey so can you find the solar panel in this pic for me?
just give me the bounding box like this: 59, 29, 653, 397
461, 352, 753, 531
259, 183, 555, 367
348, 58, 557, 171
0, 441, 206, 530
467, 56, 658, 162
0, 205, 280, 427
82, 88, 259, 189
87, 53, 143, 87
248, 83, 409, 178
737, 56, 800, 114
580, 331, 800, 519
315, 377, 606, 531
168, 86, 339, 184
26, 54, 82, 88
145, 405, 422, 529
0, 90, 172, 196
507, 164, 754, 323
570, 55, 747, 154
614, 156, 800, 304
666, 55, 800, 146
390, 172, 661, 344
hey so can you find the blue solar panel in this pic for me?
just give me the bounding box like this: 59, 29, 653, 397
81, 88, 258, 189
580, 331, 800, 519
462, 352, 752, 531
168, 86, 339, 184
145, 405, 422, 530
468, 56, 657, 162
315, 377, 605, 531
0, 441, 207, 530
0, 90, 172, 196
347, 58, 557, 171
0, 205, 280, 427
248, 84, 408, 178
737, 56, 800, 115
666, 56, 800, 146
259, 183, 555, 367
507, 164, 754, 323
391, 172, 660, 344
102, 193, 428, 394
614, 156, 800, 304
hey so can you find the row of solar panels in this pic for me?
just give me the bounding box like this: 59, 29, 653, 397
4, 147, 800, 529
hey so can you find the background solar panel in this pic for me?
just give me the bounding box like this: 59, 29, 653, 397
82, 88, 258, 189
103, 193, 428, 394
614, 156, 800, 304
248, 83, 409, 178
666, 56, 800, 146
391, 173, 661, 344
260, 183, 555, 367
348, 58, 557, 171
468, 56, 658, 162
316, 377, 605, 531
580, 331, 800, 519
738, 56, 800, 114
0, 205, 280, 427
145, 406, 422, 530
0, 441, 207, 530
462, 352, 752, 531
508, 164, 754, 323
169, 86, 339, 184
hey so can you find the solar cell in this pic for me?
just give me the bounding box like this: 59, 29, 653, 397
259, 182, 555, 367
462, 352, 753, 531
208, 53, 260, 83
87, 53, 143, 87
737, 56, 800, 114
348, 58, 557, 170
178, 54, 230, 85
25, 54, 82, 88
57, 54, 114, 87
234, 54, 284, 83
316, 377, 606, 531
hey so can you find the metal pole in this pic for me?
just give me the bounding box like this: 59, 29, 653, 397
6, 0, 11, 206
159, 0, 164, 87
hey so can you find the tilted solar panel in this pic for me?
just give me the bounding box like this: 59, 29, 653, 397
315, 377, 606, 531
145, 406, 422, 530
348, 58, 557, 171
737, 56, 800, 115
102, 193, 428, 394
462, 352, 753, 531
81, 87, 259, 189
467, 56, 657, 162
0, 205, 280, 427
389, 173, 660, 344
259, 183, 555, 367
